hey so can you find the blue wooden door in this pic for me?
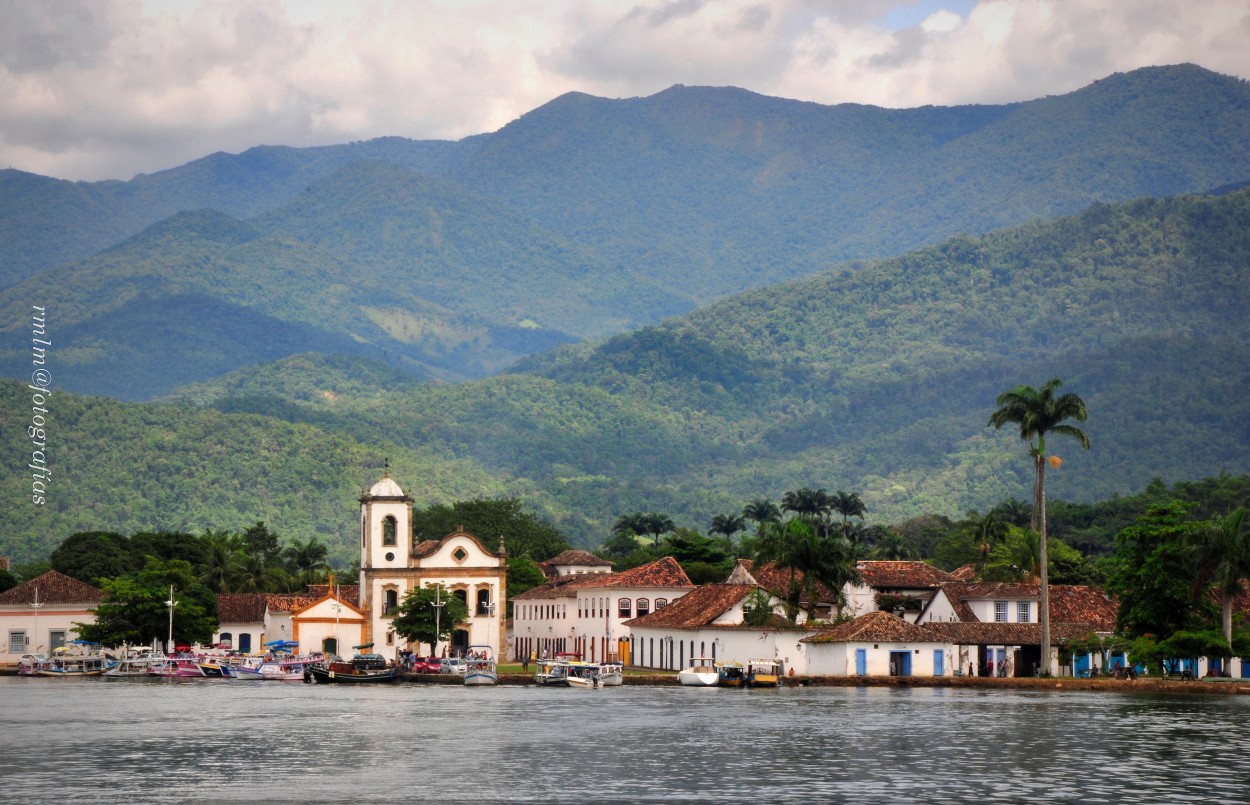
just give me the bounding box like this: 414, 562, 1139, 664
934, 649, 944, 676
855, 648, 867, 675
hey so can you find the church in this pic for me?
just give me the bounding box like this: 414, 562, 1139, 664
357, 469, 507, 662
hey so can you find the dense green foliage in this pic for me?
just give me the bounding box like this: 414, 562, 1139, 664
75, 557, 218, 649
390, 585, 470, 655
5, 65, 1250, 396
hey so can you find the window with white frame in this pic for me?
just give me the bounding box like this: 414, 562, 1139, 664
8, 630, 26, 653
655, 598, 668, 610
618, 598, 632, 618
1017, 601, 1030, 623
636, 598, 650, 617
994, 601, 1008, 623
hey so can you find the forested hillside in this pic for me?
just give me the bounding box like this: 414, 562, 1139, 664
2, 65, 1250, 398
4, 187, 1245, 565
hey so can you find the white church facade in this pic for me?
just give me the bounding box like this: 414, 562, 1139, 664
357, 471, 507, 662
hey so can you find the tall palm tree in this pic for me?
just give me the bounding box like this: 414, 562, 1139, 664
1188, 508, 1250, 649
831, 490, 867, 540
965, 508, 1010, 560
742, 499, 780, 530
612, 512, 650, 538
989, 377, 1090, 675
781, 487, 834, 535
199, 530, 243, 593
642, 512, 676, 544
709, 514, 746, 542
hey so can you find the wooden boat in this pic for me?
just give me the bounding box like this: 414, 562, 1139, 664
598, 662, 624, 686
717, 661, 747, 687
746, 659, 781, 688
104, 652, 173, 677
305, 653, 396, 684
231, 659, 308, 681
147, 657, 209, 678
678, 657, 719, 687
35, 652, 114, 677
464, 645, 498, 686
534, 652, 581, 686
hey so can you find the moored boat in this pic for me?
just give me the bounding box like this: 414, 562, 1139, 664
678, 657, 719, 687
305, 653, 396, 684
599, 662, 624, 686
564, 661, 603, 688
746, 659, 781, 688
231, 659, 309, 681
35, 650, 114, 677
717, 661, 747, 687
464, 645, 498, 686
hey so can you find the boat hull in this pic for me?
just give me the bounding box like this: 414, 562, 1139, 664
305, 665, 396, 684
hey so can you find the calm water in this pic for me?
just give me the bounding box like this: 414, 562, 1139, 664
1, 678, 1247, 803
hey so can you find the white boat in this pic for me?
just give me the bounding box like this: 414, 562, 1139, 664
464, 645, 498, 686
231, 658, 310, 681
564, 661, 603, 688
105, 652, 173, 677
678, 657, 719, 687
35, 651, 114, 677
599, 662, 623, 686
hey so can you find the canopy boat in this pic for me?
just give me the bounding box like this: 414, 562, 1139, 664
534, 652, 581, 686
717, 661, 747, 688
678, 657, 719, 687
598, 662, 624, 686
746, 659, 782, 688
35, 647, 114, 677
104, 651, 174, 677
564, 661, 603, 689
305, 653, 396, 684
464, 645, 498, 686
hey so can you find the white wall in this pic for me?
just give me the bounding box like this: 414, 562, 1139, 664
628, 626, 816, 675
806, 640, 954, 677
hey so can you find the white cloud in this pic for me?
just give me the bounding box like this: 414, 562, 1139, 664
0, 0, 1247, 181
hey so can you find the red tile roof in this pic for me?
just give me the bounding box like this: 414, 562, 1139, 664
626, 584, 754, 629
950, 564, 979, 581
923, 621, 1101, 646
216, 594, 269, 623
305, 585, 360, 603
0, 571, 102, 605
733, 559, 839, 602
857, 561, 957, 589
928, 582, 1118, 632
512, 557, 694, 600
805, 611, 937, 644
542, 550, 611, 569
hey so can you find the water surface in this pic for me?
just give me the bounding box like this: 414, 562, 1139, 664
1, 678, 1244, 803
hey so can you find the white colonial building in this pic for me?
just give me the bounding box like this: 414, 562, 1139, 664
803, 611, 955, 677
0, 571, 102, 664
511, 555, 695, 663
357, 470, 506, 662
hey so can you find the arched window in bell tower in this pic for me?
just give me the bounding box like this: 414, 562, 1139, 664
382, 516, 397, 546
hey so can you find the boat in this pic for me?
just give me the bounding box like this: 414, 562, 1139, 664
35, 647, 114, 677
305, 653, 396, 684
717, 661, 747, 687
231, 658, 309, 681
464, 645, 498, 686
17, 653, 48, 675
678, 657, 719, 687
147, 657, 210, 678
598, 662, 623, 686
534, 652, 581, 686
746, 659, 782, 688
104, 651, 174, 677
564, 661, 603, 688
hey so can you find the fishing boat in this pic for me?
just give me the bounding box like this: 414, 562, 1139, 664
534, 652, 581, 686
147, 657, 210, 678
305, 652, 396, 684
678, 657, 719, 687
599, 662, 624, 686
464, 645, 498, 686
717, 661, 747, 687
231, 658, 309, 681
746, 659, 782, 688
104, 651, 174, 677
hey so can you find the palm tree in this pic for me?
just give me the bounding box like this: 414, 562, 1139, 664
869, 530, 915, 560
989, 377, 1090, 675
199, 530, 243, 593
284, 537, 330, 589
1188, 508, 1250, 649
781, 488, 834, 535
965, 508, 1010, 560
612, 512, 649, 538
709, 514, 746, 542
642, 512, 676, 544
742, 499, 780, 535
831, 490, 867, 540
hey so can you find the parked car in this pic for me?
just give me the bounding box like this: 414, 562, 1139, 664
413, 656, 442, 674
441, 657, 467, 675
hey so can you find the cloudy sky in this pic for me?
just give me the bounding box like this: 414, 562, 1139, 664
3, 0, 1248, 182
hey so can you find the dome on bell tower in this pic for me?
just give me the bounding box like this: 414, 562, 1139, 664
368, 475, 405, 498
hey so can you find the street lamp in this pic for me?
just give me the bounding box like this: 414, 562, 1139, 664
30, 587, 43, 654
429, 585, 445, 656
165, 585, 178, 654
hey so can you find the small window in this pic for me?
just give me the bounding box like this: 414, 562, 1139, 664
655, 598, 668, 610
636, 598, 651, 617
618, 598, 632, 618
384, 589, 399, 616
452, 547, 468, 562
994, 601, 1008, 623
8, 631, 26, 653
382, 515, 397, 546
218, 632, 233, 649
477, 589, 491, 616
1017, 601, 1030, 623
454, 590, 467, 607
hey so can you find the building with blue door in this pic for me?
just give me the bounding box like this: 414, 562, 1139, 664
803, 611, 954, 677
